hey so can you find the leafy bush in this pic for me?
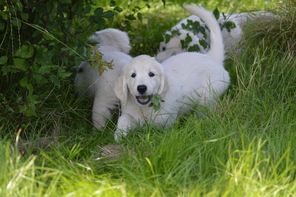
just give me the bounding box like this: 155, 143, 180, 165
0, 0, 124, 132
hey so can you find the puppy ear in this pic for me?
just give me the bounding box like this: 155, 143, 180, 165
157, 68, 169, 95
114, 74, 128, 106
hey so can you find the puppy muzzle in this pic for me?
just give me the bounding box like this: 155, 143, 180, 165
136, 95, 152, 105
136, 85, 152, 105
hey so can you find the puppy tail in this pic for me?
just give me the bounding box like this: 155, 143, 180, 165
183, 4, 225, 63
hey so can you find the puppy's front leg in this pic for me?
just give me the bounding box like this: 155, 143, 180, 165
92, 100, 111, 131
114, 114, 135, 141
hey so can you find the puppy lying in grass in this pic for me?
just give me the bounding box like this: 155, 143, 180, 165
74, 28, 132, 130
156, 9, 279, 62
114, 4, 230, 141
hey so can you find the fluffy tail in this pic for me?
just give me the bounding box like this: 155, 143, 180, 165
183, 4, 224, 62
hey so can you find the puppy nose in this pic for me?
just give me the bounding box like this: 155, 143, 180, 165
137, 85, 147, 94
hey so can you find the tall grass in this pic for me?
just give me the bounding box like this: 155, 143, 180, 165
1, 0, 296, 196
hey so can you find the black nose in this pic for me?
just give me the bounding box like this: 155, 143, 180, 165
137, 85, 147, 94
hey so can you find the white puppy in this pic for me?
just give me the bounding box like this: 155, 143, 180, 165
74, 28, 131, 97
156, 11, 243, 62
226, 11, 280, 26
156, 10, 279, 63
114, 5, 230, 141
74, 28, 132, 130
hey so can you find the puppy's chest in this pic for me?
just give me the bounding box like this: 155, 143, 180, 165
138, 106, 157, 120
123, 104, 160, 123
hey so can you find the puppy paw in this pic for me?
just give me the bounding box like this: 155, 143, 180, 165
114, 129, 128, 142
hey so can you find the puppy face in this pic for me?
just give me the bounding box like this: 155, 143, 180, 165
115, 55, 168, 106
156, 36, 185, 63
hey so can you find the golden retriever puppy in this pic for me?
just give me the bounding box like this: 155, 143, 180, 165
114, 5, 230, 141
74, 28, 131, 97
156, 10, 279, 63
74, 28, 132, 130
155, 11, 243, 62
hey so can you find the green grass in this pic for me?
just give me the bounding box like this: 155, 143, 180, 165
1, 0, 296, 196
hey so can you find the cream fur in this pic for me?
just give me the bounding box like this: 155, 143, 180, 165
114, 5, 230, 141
73, 28, 132, 130
156, 10, 279, 63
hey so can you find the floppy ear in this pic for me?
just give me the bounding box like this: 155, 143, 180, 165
114, 74, 128, 106
157, 67, 169, 95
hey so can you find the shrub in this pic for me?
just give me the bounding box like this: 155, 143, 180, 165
0, 0, 122, 132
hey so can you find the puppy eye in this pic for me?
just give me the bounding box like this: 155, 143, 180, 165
131, 73, 136, 78
149, 72, 155, 77
162, 47, 166, 51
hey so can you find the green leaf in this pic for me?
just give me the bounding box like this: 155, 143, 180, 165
13, 58, 28, 70
149, 94, 163, 111
212, 8, 220, 20
87, 39, 99, 45
164, 34, 171, 44
181, 34, 192, 49
171, 29, 181, 36
90, 16, 105, 29
102, 11, 114, 18
0, 56, 8, 64
133, 6, 141, 12
71, 3, 78, 12
15, 45, 34, 58
25, 102, 37, 117
38, 65, 51, 74
21, 12, 28, 20
223, 21, 237, 32
110, 0, 116, 6
26, 84, 34, 96
137, 12, 143, 21
188, 44, 200, 52
20, 76, 28, 87
94, 8, 104, 16
114, 6, 123, 12
50, 75, 60, 87
59, 72, 72, 78
25, 108, 36, 117
198, 26, 207, 39
15, 1, 23, 11
0, 11, 8, 20
33, 74, 48, 84
27, 94, 38, 103
125, 14, 136, 21
2, 65, 13, 75
12, 18, 21, 27
199, 39, 209, 49
84, 5, 91, 14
